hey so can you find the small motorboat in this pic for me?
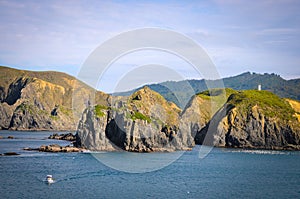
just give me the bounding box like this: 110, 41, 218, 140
46, 175, 54, 184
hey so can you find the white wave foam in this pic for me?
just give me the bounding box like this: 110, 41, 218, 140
231, 149, 287, 155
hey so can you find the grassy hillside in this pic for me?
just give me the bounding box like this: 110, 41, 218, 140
227, 90, 298, 123
127, 86, 181, 126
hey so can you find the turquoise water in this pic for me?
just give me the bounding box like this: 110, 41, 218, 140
1, 131, 300, 199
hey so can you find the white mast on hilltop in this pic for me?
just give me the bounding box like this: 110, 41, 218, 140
258, 84, 262, 91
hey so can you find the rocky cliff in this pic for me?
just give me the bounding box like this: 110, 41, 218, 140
180, 88, 237, 139
0, 66, 110, 130
75, 86, 194, 152
2, 66, 300, 151
195, 90, 300, 150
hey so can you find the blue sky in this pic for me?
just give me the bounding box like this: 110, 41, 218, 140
0, 0, 300, 92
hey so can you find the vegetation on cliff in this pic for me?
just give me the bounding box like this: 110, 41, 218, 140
227, 90, 297, 122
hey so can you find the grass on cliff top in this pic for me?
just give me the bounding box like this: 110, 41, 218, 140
128, 86, 180, 125
197, 88, 237, 101
129, 111, 152, 123
228, 90, 295, 120
94, 104, 108, 118
196, 88, 238, 114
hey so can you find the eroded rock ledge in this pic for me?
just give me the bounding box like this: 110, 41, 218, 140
48, 133, 76, 141
24, 144, 84, 153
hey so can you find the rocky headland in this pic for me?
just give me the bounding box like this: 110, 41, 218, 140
1, 66, 300, 152
195, 90, 300, 150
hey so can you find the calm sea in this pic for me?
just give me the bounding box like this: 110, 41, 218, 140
0, 131, 300, 199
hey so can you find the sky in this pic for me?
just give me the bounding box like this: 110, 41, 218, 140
0, 0, 300, 93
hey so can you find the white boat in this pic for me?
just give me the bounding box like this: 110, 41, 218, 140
46, 175, 54, 183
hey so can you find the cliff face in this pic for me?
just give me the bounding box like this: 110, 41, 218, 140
195, 90, 300, 150
0, 66, 110, 130
180, 88, 237, 139
75, 87, 194, 152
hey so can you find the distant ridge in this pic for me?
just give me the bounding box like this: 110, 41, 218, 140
113, 72, 300, 108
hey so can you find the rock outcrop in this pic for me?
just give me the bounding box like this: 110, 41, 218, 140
0, 152, 20, 156
48, 133, 76, 141
24, 144, 82, 153
195, 90, 300, 150
180, 88, 237, 139
75, 87, 194, 152
39, 144, 81, 152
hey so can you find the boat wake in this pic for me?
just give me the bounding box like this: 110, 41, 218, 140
230, 149, 288, 155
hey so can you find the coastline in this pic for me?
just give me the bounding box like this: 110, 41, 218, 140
1, 130, 300, 156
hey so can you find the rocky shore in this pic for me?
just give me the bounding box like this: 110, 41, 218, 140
24, 144, 83, 153
23, 133, 83, 153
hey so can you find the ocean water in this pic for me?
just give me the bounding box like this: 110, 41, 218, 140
1, 131, 300, 199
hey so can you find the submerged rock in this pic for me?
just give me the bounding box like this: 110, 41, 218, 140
2, 152, 20, 156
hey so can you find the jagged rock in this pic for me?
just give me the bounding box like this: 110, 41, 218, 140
5, 77, 31, 105
0, 102, 14, 129
37, 144, 81, 152
75, 87, 194, 152
48, 133, 76, 141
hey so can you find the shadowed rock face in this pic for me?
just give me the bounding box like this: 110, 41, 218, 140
195, 91, 300, 150
5, 77, 32, 105
75, 87, 194, 152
